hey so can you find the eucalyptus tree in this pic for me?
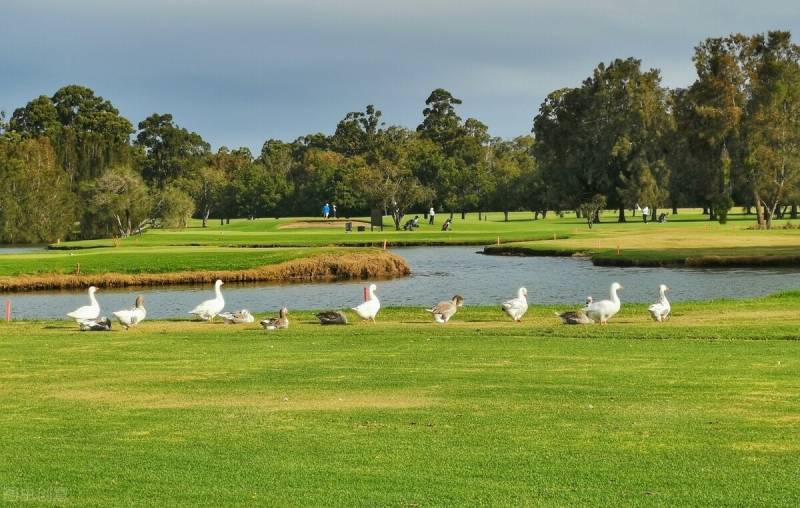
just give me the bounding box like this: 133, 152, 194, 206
417, 88, 463, 152
330, 105, 384, 158
0, 137, 76, 243
135, 113, 210, 187
10, 85, 133, 184
81, 166, 153, 238
489, 136, 538, 221
743, 31, 800, 229
533, 59, 671, 222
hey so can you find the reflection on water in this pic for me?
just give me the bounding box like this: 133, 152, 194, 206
2, 246, 800, 319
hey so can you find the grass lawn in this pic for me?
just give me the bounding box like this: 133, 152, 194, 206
0, 246, 346, 277
1, 294, 799, 506
48, 209, 800, 267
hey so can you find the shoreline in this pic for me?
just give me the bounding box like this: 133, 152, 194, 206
483, 244, 800, 268
0, 250, 410, 292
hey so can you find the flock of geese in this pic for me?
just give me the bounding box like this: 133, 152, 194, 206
66, 280, 672, 331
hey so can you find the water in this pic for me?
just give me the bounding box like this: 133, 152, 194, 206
0, 245, 45, 255
3, 246, 800, 320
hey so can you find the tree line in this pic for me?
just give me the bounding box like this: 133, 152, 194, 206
1, 30, 798, 243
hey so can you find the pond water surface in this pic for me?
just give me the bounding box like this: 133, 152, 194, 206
3, 246, 800, 320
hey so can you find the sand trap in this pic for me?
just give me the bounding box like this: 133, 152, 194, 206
279, 220, 370, 229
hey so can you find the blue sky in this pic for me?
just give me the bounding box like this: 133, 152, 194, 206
3, 0, 798, 152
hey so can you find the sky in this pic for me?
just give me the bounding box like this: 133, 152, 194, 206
2, 0, 798, 153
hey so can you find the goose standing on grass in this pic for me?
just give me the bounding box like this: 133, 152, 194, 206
261, 307, 289, 330
189, 279, 225, 321
67, 286, 100, 322
648, 284, 671, 322
315, 311, 348, 325
426, 295, 464, 324
219, 309, 255, 324
112, 296, 146, 330
79, 317, 112, 331
586, 282, 623, 325
352, 284, 380, 322
501, 287, 528, 322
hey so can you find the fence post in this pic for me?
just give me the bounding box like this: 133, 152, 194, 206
4, 300, 10, 322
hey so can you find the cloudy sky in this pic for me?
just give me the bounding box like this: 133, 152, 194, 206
3, 0, 798, 152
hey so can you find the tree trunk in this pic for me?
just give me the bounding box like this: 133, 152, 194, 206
478, 211, 482, 221
652, 207, 658, 221
461, 211, 466, 220
575, 209, 581, 219
792, 205, 798, 219
202, 210, 209, 228
702, 207, 709, 215
754, 191, 766, 229
745, 206, 752, 215
672, 206, 678, 215
617, 205, 626, 223
504, 211, 509, 222
542, 210, 548, 219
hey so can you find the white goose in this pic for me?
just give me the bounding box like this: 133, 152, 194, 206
352, 284, 380, 322
189, 279, 225, 321
67, 286, 100, 322
112, 295, 147, 329
586, 282, 623, 325
648, 284, 671, 322
501, 287, 528, 322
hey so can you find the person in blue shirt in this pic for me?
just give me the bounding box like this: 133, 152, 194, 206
322, 202, 330, 219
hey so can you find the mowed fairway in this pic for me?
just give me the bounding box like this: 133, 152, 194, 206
1, 297, 799, 506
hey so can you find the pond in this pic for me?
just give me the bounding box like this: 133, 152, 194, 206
0, 246, 46, 255
3, 246, 800, 320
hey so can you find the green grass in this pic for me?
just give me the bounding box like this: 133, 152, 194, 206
53, 209, 800, 266
0, 246, 346, 277
2, 294, 799, 506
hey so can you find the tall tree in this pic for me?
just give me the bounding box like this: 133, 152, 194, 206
0, 137, 77, 243
330, 105, 383, 157
417, 88, 463, 151
135, 113, 210, 186
81, 166, 153, 238
744, 31, 800, 228
10, 85, 133, 183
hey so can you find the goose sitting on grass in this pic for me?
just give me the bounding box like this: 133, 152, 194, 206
426, 295, 464, 324
555, 296, 594, 325
112, 296, 146, 330
219, 309, 255, 324
79, 317, 112, 331
189, 279, 225, 321
648, 284, 671, 322
315, 311, 348, 325
586, 282, 623, 325
352, 284, 380, 322
67, 286, 100, 322
501, 287, 528, 322
261, 307, 289, 330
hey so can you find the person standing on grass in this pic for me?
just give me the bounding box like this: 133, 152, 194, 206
641, 205, 649, 224
332, 203, 337, 219
322, 202, 330, 219
429, 206, 436, 225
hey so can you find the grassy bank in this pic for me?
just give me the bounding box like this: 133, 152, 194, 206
0, 247, 409, 291
481, 210, 800, 267
1, 294, 799, 506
